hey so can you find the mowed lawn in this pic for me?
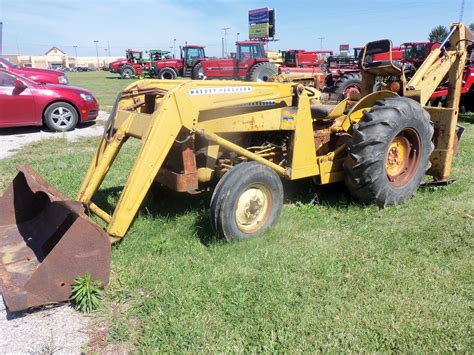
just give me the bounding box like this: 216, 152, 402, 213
0, 73, 472, 351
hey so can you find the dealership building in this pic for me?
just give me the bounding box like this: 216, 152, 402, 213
3, 47, 121, 69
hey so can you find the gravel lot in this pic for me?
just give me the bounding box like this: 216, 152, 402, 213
0, 111, 109, 160
0, 298, 90, 353
0, 111, 109, 353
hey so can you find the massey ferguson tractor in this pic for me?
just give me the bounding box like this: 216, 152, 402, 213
196, 41, 278, 82
0, 23, 470, 312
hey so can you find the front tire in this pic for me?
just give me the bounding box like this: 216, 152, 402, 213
157, 67, 177, 80
44, 102, 79, 132
192, 62, 205, 80
210, 161, 283, 241
247, 62, 278, 82
344, 97, 434, 207
120, 65, 135, 79
329, 72, 362, 98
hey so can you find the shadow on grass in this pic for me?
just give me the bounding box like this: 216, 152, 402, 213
91, 179, 353, 247
459, 112, 474, 124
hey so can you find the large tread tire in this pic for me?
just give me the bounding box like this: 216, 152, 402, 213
210, 161, 283, 241
247, 62, 278, 82
192, 62, 205, 80
157, 67, 177, 80
344, 96, 434, 207
330, 72, 362, 97
44, 102, 79, 132
120, 65, 135, 79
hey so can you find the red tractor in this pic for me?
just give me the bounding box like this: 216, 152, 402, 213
280, 49, 333, 67
197, 41, 278, 82
109, 50, 147, 79
153, 45, 206, 79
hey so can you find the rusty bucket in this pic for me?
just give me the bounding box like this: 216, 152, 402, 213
0, 165, 111, 312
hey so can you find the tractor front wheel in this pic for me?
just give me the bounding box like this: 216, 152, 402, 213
247, 62, 278, 82
120, 65, 135, 79
210, 161, 283, 241
344, 96, 434, 207
192, 62, 205, 80
157, 68, 177, 80
329, 72, 362, 98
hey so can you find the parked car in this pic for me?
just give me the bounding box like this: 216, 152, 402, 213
0, 69, 98, 131
0, 56, 69, 85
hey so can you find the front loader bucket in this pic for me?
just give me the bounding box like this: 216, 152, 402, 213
0, 165, 111, 312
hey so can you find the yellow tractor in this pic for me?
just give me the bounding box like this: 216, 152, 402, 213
0, 23, 470, 311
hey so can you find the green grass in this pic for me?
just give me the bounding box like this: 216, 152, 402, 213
67, 71, 133, 110
1, 74, 473, 351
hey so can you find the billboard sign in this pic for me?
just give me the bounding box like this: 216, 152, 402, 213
339, 44, 350, 51
248, 8, 275, 40
249, 23, 269, 39
249, 8, 269, 24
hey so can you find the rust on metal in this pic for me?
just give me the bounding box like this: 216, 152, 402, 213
156, 138, 198, 192
0, 165, 111, 312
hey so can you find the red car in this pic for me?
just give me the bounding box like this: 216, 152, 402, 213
0, 56, 69, 85
0, 69, 98, 131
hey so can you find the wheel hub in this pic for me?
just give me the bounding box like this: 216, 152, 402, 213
386, 129, 421, 187
235, 186, 270, 232
51, 108, 72, 127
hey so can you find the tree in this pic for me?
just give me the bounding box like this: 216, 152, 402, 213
428, 25, 449, 42
470, 23, 474, 32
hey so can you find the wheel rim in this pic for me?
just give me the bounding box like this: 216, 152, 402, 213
256, 68, 275, 82
50, 107, 73, 129
162, 71, 174, 79
235, 184, 272, 233
386, 128, 421, 187
123, 68, 133, 76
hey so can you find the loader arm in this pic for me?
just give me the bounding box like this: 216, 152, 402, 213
77, 80, 319, 241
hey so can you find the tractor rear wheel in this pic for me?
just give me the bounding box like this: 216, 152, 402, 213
192, 62, 205, 80
248, 62, 278, 82
210, 161, 283, 241
158, 67, 177, 80
344, 96, 434, 207
120, 65, 135, 79
330, 72, 362, 98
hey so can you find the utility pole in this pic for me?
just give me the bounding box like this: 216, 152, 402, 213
237, 32, 240, 42
107, 40, 111, 56
0, 22, 3, 56
173, 38, 176, 58
104, 48, 108, 66
459, 0, 465, 21
318, 37, 325, 50
222, 27, 230, 57
93, 40, 99, 69
73, 45, 78, 66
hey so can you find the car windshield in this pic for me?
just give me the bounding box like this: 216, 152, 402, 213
0, 56, 18, 68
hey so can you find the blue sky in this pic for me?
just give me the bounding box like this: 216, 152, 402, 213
0, 0, 472, 57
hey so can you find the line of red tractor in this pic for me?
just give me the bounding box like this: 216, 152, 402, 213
109, 40, 474, 111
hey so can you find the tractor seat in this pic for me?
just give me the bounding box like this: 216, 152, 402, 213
364, 60, 403, 76
310, 103, 338, 119
364, 60, 402, 70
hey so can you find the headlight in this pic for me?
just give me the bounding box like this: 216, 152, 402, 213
59, 75, 69, 84
80, 93, 94, 102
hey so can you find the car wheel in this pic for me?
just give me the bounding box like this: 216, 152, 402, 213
44, 102, 79, 132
